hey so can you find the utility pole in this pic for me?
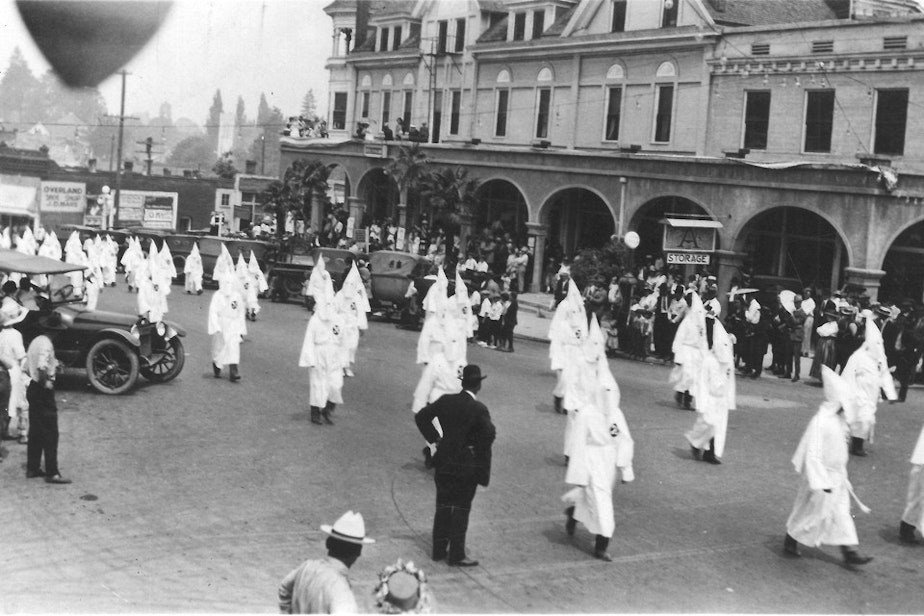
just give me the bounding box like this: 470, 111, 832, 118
106, 70, 138, 229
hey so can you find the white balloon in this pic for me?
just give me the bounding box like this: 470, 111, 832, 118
624, 231, 640, 250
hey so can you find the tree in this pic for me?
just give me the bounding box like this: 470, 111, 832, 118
234, 96, 246, 129
212, 151, 238, 179
385, 143, 430, 226
37, 70, 107, 124
418, 166, 481, 258
247, 93, 285, 176
0, 47, 42, 124
206, 89, 223, 155
300, 89, 317, 119
291, 158, 332, 231
167, 134, 214, 169
262, 179, 293, 239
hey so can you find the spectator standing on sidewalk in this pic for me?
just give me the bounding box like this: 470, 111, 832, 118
498, 292, 517, 352
784, 296, 807, 382
25, 332, 71, 484
801, 289, 816, 357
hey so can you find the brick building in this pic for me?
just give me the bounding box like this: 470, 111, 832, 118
281, 0, 924, 302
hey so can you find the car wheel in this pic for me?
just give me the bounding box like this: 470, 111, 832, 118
283, 276, 303, 297
85, 338, 140, 394
140, 336, 186, 383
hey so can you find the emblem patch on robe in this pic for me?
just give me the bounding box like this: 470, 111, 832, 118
609, 424, 620, 438
332, 325, 340, 335
231, 301, 238, 310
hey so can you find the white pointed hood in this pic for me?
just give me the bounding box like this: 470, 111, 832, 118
212, 242, 236, 284
159, 242, 177, 278
422, 266, 449, 314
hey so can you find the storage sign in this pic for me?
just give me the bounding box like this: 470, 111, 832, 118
41, 181, 85, 212
666, 252, 710, 265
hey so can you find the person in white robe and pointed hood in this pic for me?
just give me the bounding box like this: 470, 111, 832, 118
299, 272, 347, 426
64, 231, 87, 295
120, 237, 141, 291
248, 251, 269, 311
211, 241, 236, 288
784, 366, 873, 565
235, 252, 258, 321
685, 292, 736, 464
670, 291, 704, 410
305, 251, 332, 309
839, 315, 897, 457
548, 279, 587, 418
136, 256, 167, 324
562, 315, 635, 562
208, 244, 246, 382
454, 270, 478, 341
336, 262, 370, 378
158, 241, 177, 292
100, 234, 119, 286
900, 421, 924, 544
416, 268, 450, 366
412, 305, 466, 467
184, 242, 204, 294
35, 229, 61, 287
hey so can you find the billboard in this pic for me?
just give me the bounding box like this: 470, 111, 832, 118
40, 181, 86, 212
116, 190, 178, 230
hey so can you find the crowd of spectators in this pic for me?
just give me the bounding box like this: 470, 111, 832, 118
283, 116, 328, 139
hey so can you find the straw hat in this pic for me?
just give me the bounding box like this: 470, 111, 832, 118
320, 510, 375, 545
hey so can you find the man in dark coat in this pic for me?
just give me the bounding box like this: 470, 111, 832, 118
415, 364, 496, 567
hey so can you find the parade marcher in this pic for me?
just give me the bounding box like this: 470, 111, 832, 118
783, 366, 873, 565
100, 234, 119, 287
562, 317, 634, 561
121, 236, 143, 292
184, 242, 204, 295
840, 316, 897, 456
137, 257, 167, 324
158, 241, 177, 292
248, 251, 269, 318
336, 262, 370, 378
299, 276, 346, 426
685, 293, 736, 464
416, 364, 495, 567
207, 247, 246, 382
548, 279, 586, 417
670, 291, 702, 411
236, 252, 258, 322
900, 421, 924, 544
305, 250, 333, 309
278, 510, 374, 614
64, 230, 88, 295
25, 332, 71, 484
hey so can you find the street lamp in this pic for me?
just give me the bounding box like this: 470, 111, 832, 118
98, 185, 114, 230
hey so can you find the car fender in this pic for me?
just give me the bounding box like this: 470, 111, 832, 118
164, 320, 186, 337
94, 328, 141, 348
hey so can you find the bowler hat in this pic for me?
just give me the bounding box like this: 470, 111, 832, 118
460, 364, 487, 386
875, 304, 892, 318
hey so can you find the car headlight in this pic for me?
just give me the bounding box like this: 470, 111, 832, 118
156, 321, 166, 337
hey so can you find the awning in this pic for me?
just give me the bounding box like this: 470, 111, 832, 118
662, 217, 723, 229
0, 184, 37, 217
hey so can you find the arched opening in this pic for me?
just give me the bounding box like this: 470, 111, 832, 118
736, 207, 847, 292
542, 187, 615, 259
356, 167, 398, 226
326, 164, 351, 210
472, 179, 528, 244
880, 221, 924, 303
630, 196, 712, 263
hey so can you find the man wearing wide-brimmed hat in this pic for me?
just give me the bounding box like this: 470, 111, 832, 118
278, 510, 374, 614
416, 364, 496, 567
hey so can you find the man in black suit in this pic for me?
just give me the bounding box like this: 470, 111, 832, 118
415, 364, 496, 567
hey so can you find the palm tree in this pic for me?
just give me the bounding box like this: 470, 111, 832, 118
298, 159, 332, 233
418, 165, 482, 260
384, 143, 429, 226
262, 179, 291, 239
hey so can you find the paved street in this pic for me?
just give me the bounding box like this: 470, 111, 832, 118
2, 286, 923, 613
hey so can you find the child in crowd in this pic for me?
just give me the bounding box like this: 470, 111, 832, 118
498, 292, 518, 352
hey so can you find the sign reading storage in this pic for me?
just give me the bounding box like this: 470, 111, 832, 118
666, 252, 711, 265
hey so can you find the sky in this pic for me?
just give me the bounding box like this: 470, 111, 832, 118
0, 0, 332, 125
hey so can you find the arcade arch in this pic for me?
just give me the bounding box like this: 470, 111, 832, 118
356, 167, 398, 225
629, 195, 713, 264
735, 207, 849, 292
879, 219, 924, 303
540, 187, 615, 258
471, 179, 529, 243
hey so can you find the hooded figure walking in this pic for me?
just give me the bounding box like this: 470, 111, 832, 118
684, 292, 736, 465
299, 273, 346, 426
208, 246, 245, 382
784, 366, 873, 565
184, 242, 204, 294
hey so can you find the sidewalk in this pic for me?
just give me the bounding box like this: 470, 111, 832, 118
513, 291, 819, 378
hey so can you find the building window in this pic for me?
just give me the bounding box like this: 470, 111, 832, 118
612, 0, 627, 32
604, 87, 622, 141
495, 89, 509, 137
450, 90, 461, 135
361, 91, 370, 118
535, 88, 551, 139
393, 26, 402, 50
179, 216, 192, 231
513, 12, 526, 40
403, 91, 413, 129
661, 0, 678, 27
379, 27, 389, 52
743, 90, 771, 150
532, 10, 545, 38
332, 92, 347, 130
874, 88, 908, 156
437, 20, 448, 54
382, 91, 391, 128
455, 18, 465, 52
220, 193, 230, 206
804, 90, 834, 153
654, 85, 673, 142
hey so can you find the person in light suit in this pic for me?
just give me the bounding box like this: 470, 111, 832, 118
416, 365, 495, 567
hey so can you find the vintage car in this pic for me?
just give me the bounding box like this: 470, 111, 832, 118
266, 242, 367, 306
369, 250, 428, 318
0, 249, 187, 395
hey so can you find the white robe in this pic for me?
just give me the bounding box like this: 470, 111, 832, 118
901, 424, 924, 532
840, 347, 896, 441
184, 254, 204, 293
786, 408, 862, 547
208, 286, 246, 366
299, 312, 346, 408
685, 320, 735, 458
562, 387, 634, 538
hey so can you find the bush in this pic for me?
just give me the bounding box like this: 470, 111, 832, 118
569, 239, 631, 289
